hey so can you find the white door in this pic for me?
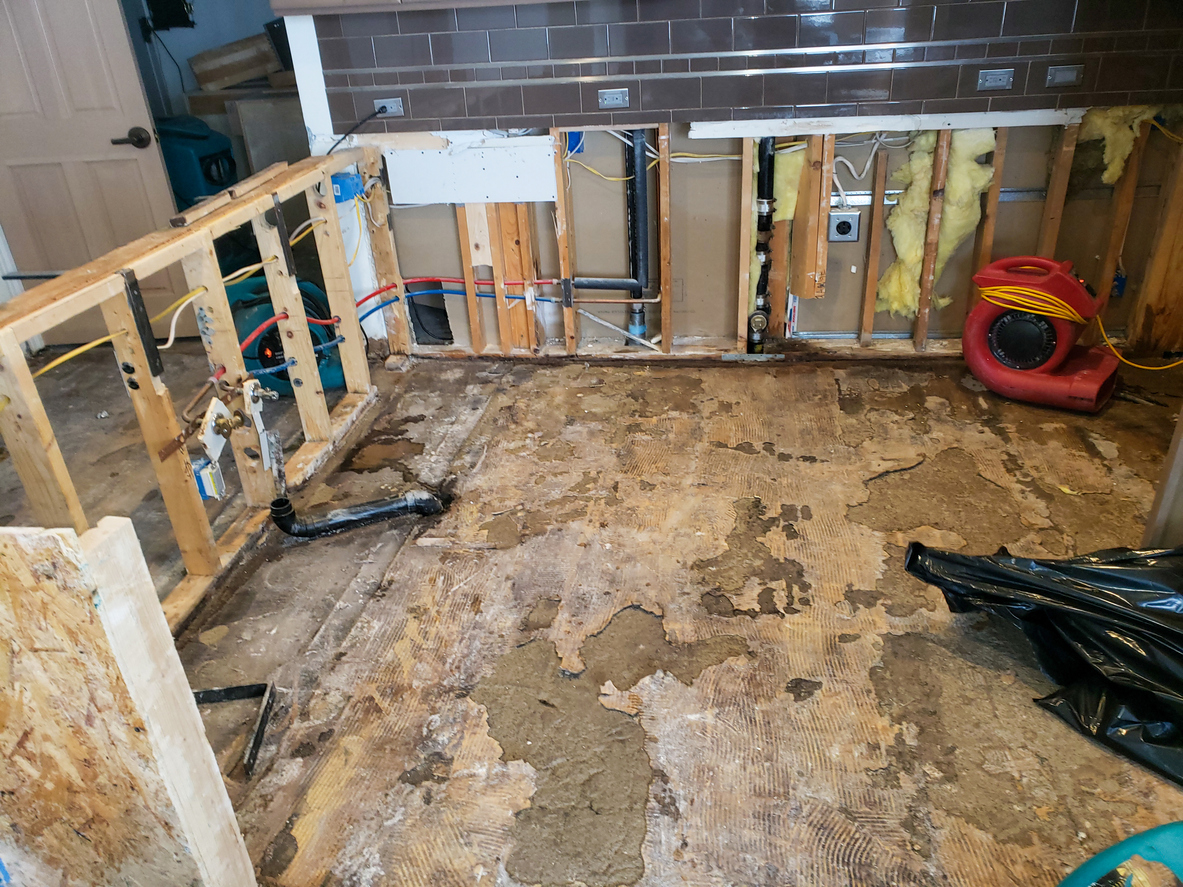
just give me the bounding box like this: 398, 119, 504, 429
0, 0, 182, 344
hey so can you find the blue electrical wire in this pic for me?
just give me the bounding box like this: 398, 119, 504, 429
313, 335, 345, 353
250, 358, 297, 377
358, 288, 559, 324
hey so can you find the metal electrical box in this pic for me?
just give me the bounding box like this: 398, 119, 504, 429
829, 211, 860, 242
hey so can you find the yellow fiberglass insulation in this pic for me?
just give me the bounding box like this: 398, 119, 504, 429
875, 128, 996, 318
1079, 105, 1160, 184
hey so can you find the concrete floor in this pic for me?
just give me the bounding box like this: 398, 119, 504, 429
5, 350, 1182, 886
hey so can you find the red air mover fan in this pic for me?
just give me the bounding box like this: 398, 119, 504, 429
965, 256, 1119, 413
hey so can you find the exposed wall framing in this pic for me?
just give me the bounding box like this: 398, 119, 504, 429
0, 150, 378, 632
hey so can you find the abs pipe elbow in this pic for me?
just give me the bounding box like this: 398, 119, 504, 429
270, 490, 443, 538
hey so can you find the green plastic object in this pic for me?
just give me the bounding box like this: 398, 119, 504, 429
1059, 823, 1183, 887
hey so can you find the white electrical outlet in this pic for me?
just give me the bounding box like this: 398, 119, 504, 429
976, 69, 1015, 91
598, 88, 629, 109
373, 97, 405, 117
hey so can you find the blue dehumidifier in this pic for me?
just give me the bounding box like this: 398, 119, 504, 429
226, 277, 346, 397
157, 116, 237, 208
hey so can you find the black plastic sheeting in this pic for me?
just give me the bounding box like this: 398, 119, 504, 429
905, 542, 1183, 785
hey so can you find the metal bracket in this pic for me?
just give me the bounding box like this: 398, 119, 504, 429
561, 278, 573, 308
192, 682, 275, 777
270, 194, 298, 277
120, 269, 163, 377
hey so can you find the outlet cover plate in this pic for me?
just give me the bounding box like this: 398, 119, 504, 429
829, 211, 860, 242
976, 68, 1015, 91
373, 97, 405, 117
1046, 64, 1084, 88
598, 88, 629, 109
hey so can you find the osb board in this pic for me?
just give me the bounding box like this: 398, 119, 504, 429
0, 527, 201, 885
242, 363, 1182, 887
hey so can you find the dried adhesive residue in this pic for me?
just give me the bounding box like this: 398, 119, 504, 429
693, 497, 812, 617
473, 607, 746, 887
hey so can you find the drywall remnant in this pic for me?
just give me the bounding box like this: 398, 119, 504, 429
473, 607, 746, 887
876, 129, 996, 318
1079, 106, 1159, 184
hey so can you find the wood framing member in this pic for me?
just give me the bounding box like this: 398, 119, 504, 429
1128, 139, 1183, 354
0, 519, 256, 886
969, 127, 1008, 314
181, 234, 276, 507
813, 134, 835, 299
517, 203, 541, 353
485, 204, 515, 356
657, 123, 673, 354
552, 128, 579, 354
0, 150, 365, 344
859, 149, 888, 346
736, 138, 755, 351
252, 209, 333, 442
1037, 123, 1080, 258
0, 328, 88, 533
305, 170, 370, 394
1145, 408, 1183, 547
455, 204, 487, 355
360, 150, 411, 355
790, 135, 824, 302
768, 222, 791, 336
913, 129, 953, 351
100, 288, 220, 577
1097, 122, 1150, 307
171, 161, 288, 228
497, 203, 532, 352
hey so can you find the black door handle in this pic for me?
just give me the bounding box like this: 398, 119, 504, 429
111, 126, 152, 149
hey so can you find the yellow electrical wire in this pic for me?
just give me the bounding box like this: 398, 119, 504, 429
1152, 118, 1183, 144
32, 285, 213, 378
347, 200, 363, 265
288, 217, 326, 248
31, 251, 286, 378
979, 284, 1183, 371
567, 157, 633, 181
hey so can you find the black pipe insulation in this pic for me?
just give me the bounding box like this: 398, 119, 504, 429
270, 491, 443, 538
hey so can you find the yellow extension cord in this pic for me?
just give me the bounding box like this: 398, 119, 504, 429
979, 284, 1183, 371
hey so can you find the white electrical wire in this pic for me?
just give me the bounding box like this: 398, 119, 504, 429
157, 290, 203, 351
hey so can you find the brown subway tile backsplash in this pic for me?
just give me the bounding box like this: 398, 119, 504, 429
316, 1, 1180, 129
828, 69, 892, 102
932, 3, 1004, 42
488, 27, 548, 61
372, 34, 431, 67
608, 21, 671, 56
733, 15, 797, 51
864, 7, 933, 44
431, 30, 491, 64
702, 73, 764, 108
456, 5, 516, 31
1002, 0, 1076, 37
523, 81, 582, 114
548, 24, 608, 58
671, 18, 734, 54
799, 12, 866, 47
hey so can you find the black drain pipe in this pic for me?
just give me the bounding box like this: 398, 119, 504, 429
747, 137, 777, 354
270, 490, 443, 538
567, 130, 651, 341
